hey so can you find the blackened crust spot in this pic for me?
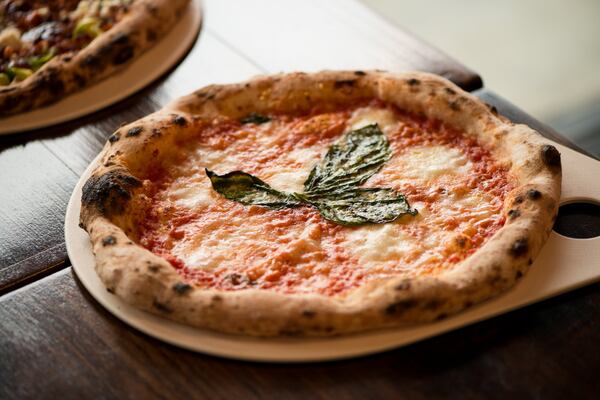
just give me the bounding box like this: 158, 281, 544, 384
541, 145, 561, 168
146, 29, 158, 42
527, 189, 542, 200
333, 79, 356, 88
148, 264, 161, 273
172, 282, 192, 294
508, 209, 521, 220
74, 74, 87, 88
81, 170, 141, 214
151, 128, 161, 138
516, 270, 524, 280
449, 101, 461, 111
113, 46, 134, 65
173, 115, 187, 126
34, 70, 65, 95
102, 235, 116, 246
302, 310, 316, 318
513, 195, 524, 205
126, 126, 143, 137
445, 87, 456, 95
407, 78, 420, 86
510, 238, 529, 257
153, 300, 172, 313
385, 299, 418, 315
354, 70, 366, 76
108, 133, 120, 143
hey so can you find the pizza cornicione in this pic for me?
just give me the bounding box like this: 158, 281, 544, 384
80, 71, 561, 336
0, 0, 189, 115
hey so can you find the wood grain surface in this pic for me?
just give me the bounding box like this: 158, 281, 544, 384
0, 269, 598, 400
0, 0, 598, 398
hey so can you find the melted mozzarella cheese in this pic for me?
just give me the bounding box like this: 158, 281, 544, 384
143, 105, 508, 295
386, 145, 472, 183
346, 224, 417, 264
348, 107, 399, 134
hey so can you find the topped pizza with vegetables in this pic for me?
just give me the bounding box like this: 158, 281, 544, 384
0, 0, 189, 115
80, 71, 561, 336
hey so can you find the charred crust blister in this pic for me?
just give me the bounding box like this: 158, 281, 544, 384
82, 170, 141, 214
173, 115, 187, 126
333, 79, 357, 89
354, 70, 367, 76
126, 126, 143, 137
406, 78, 421, 86
102, 235, 117, 246
148, 264, 161, 273
508, 209, 521, 220
448, 100, 461, 111
153, 299, 172, 313
513, 195, 524, 205
510, 238, 529, 257
395, 280, 411, 291
108, 133, 120, 143
172, 282, 192, 295
445, 87, 456, 95
385, 299, 418, 315
541, 145, 561, 168
527, 189, 542, 200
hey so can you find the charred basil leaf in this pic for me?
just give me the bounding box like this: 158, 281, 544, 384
206, 123, 417, 226
205, 169, 302, 209
240, 113, 271, 125
304, 124, 391, 193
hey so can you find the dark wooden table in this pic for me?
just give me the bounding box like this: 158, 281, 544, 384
1, 1, 598, 398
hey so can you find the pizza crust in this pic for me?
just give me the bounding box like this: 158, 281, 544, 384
0, 0, 190, 116
80, 71, 561, 336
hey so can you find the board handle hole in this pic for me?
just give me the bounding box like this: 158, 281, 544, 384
553, 201, 600, 239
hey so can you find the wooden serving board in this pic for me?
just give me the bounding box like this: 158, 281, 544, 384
65, 141, 600, 362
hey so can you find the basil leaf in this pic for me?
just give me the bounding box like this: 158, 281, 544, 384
205, 169, 301, 209
240, 113, 271, 124
302, 188, 417, 226
304, 124, 391, 193
205, 122, 418, 226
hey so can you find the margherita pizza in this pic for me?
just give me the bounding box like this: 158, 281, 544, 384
0, 0, 189, 115
80, 71, 561, 336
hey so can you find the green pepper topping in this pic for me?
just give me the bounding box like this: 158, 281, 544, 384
0, 73, 10, 86
7, 67, 33, 82
29, 49, 55, 70
73, 17, 102, 39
